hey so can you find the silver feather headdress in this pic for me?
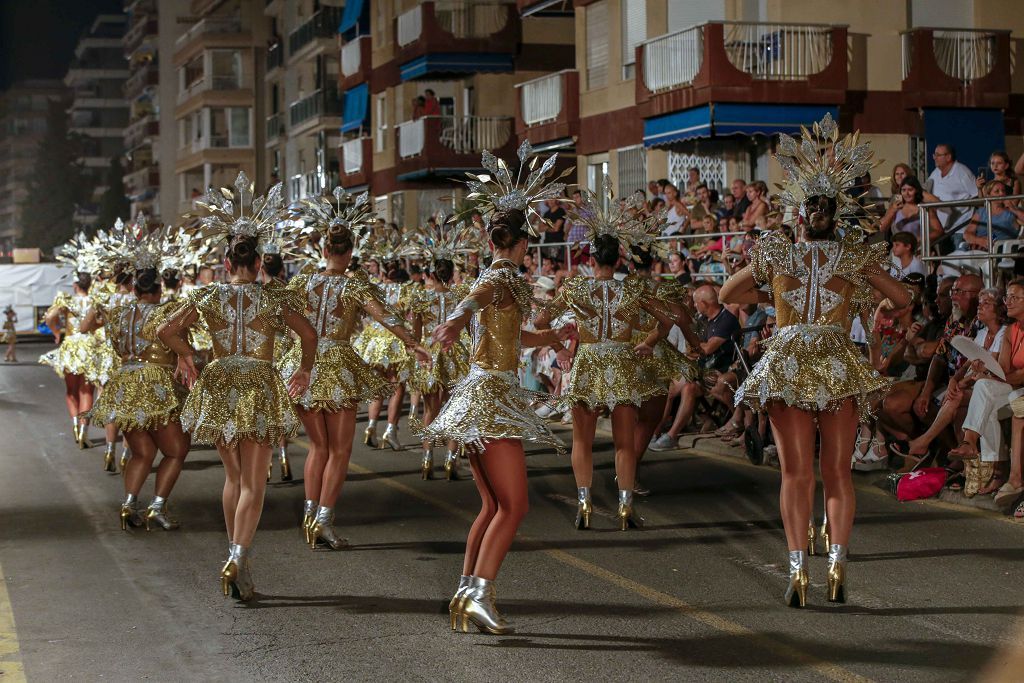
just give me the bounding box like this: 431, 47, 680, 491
396, 214, 482, 266
289, 187, 376, 265
184, 171, 288, 251
55, 231, 103, 277
456, 140, 574, 237
569, 177, 667, 260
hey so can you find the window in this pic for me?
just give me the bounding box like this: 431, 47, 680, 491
585, 1, 608, 90
617, 146, 646, 200
621, 0, 646, 80
375, 93, 387, 153
210, 50, 242, 89
228, 107, 251, 147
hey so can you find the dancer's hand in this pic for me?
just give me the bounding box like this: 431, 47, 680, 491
287, 369, 311, 400
553, 324, 575, 342
634, 342, 654, 357
556, 347, 573, 370
433, 322, 459, 350
411, 344, 432, 365
174, 354, 198, 389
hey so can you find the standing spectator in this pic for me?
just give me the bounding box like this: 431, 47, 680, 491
422, 89, 441, 116
740, 180, 769, 229
927, 143, 978, 238
412, 96, 426, 119
889, 232, 928, 278
539, 197, 566, 259
647, 180, 661, 200
684, 167, 701, 197
688, 183, 719, 226
730, 179, 751, 219
662, 183, 688, 236
979, 151, 1020, 196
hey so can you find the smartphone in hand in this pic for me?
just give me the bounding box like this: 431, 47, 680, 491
977, 166, 988, 181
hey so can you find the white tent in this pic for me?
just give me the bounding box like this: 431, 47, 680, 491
0, 264, 72, 334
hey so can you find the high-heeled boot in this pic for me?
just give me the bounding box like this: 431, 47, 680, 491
145, 496, 179, 531
381, 423, 401, 450
120, 494, 143, 530
574, 487, 592, 530
279, 445, 292, 481
443, 450, 458, 480
76, 420, 89, 449
363, 419, 379, 448
827, 544, 848, 603
220, 543, 254, 602
302, 499, 318, 544
461, 576, 514, 635
103, 442, 117, 473
617, 489, 643, 530
820, 520, 830, 552
421, 448, 434, 480
784, 550, 809, 608
308, 506, 349, 550
807, 521, 818, 556
449, 574, 471, 631
119, 445, 131, 475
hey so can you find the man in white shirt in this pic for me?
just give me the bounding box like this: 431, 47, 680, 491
927, 143, 978, 239
890, 232, 928, 278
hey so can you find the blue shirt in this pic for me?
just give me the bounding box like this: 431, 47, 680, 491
973, 207, 1018, 241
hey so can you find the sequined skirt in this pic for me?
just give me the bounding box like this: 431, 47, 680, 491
90, 362, 187, 431
39, 333, 100, 378
2, 328, 15, 345
417, 364, 565, 454
180, 355, 299, 446
90, 333, 120, 386
735, 324, 889, 421
560, 341, 665, 411
353, 323, 414, 381
284, 340, 393, 412
408, 338, 470, 395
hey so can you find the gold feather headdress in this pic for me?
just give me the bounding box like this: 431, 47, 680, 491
396, 214, 481, 266
184, 171, 288, 252
55, 231, 104, 277
290, 187, 376, 265
569, 178, 667, 261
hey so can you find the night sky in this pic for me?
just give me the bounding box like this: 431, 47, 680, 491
0, 0, 123, 90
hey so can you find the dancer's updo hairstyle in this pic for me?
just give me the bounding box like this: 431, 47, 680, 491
324, 225, 354, 256
488, 209, 528, 249
432, 258, 454, 285
113, 262, 133, 287
592, 234, 621, 267
75, 272, 93, 292
226, 235, 259, 269
261, 253, 284, 278
161, 268, 180, 291
134, 267, 161, 296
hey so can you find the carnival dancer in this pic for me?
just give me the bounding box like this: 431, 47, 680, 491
719, 114, 910, 607
262, 243, 295, 482
286, 189, 430, 549
40, 233, 103, 448
82, 225, 192, 531
3, 305, 17, 362
534, 182, 675, 530
421, 142, 573, 635
355, 229, 416, 450
400, 219, 475, 480
158, 173, 317, 602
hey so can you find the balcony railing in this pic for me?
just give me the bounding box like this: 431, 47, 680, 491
519, 72, 563, 125
902, 28, 999, 85
288, 7, 343, 56
398, 119, 425, 158
399, 115, 513, 159
186, 134, 230, 153
124, 63, 159, 98
721, 21, 833, 80
342, 137, 363, 174
899, 27, 1010, 109
266, 112, 283, 141
397, 6, 423, 47
641, 25, 704, 93
435, 2, 509, 38
266, 41, 283, 72
177, 74, 243, 104
175, 17, 243, 48
289, 88, 342, 127
341, 37, 363, 76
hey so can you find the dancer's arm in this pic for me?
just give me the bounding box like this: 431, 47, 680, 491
79, 307, 103, 334
157, 306, 199, 387
433, 279, 496, 349
363, 297, 431, 363
719, 266, 771, 305
281, 308, 317, 398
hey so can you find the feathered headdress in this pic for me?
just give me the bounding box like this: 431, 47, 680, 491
396, 214, 481, 265
184, 171, 288, 251
569, 178, 667, 260
773, 112, 879, 226
55, 231, 103, 277
160, 225, 213, 274
456, 140, 573, 237
290, 187, 376, 265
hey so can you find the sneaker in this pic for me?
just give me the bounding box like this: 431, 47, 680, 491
649, 433, 679, 451
535, 404, 556, 419
633, 480, 651, 496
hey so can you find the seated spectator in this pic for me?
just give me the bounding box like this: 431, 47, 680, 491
740, 180, 769, 229
685, 167, 701, 198
730, 179, 751, 219
521, 252, 537, 278
650, 285, 739, 450
887, 163, 913, 209
663, 183, 688, 236
979, 151, 1021, 196
689, 183, 719, 225
879, 176, 943, 243
890, 232, 927, 278
961, 180, 1024, 248
649, 196, 666, 215
718, 193, 736, 220
996, 282, 1024, 514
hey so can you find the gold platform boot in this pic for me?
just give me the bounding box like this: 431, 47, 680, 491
308, 506, 349, 550
302, 499, 318, 544
421, 448, 434, 480
145, 496, 180, 531
120, 494, 144, 531
617, 489, 643, 530
460, 577, 514, 635
827, 544, 848, 604
807, 521, 818, 556
279, 445, 292, 481
574, 487, 592, 530
449, 575, 471, 631
363, 420, 379, 448
119, 445, 131, 476
784, 550, 809, 608
103, 442, 117, 473
220, 543, 254, 602
381, 423, 401, 451
443, 450, 459, 481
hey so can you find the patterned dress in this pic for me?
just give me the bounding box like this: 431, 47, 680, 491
407, 284, 471, 394
631, 277, 698, 389
735, 230, 892, 420
39, 292, 102, 379
352, 281, 416, 381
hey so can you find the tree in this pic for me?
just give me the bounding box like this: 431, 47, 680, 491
96, 156, 131, 230
17, 98, 87, 254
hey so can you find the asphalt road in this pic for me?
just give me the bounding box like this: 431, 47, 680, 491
1, 344, 1023, 682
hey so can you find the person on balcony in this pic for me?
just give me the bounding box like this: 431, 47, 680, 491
984, 151, 1021, 197
423, 89, 441, 116
927, 144, 978, 242
688, 183, 719, 227
739, 180, 769, 230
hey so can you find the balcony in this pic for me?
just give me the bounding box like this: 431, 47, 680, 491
124, 17, 158, 57
394, 115, 515, 179
288, 7, 343, 60
266, 40, 284, 73
340, 136, 372, 189
173, 16, 246, 63
124, 62, 159, 99
900, 27, 1010, 109
636, 21, 847, 118
124, 115, 160, 150
177, 74, 246, 106
266, 112, 284, 145
515, 69, 578, 146
289, 88, 343, 130
395, 2, 519, 80
340, 35, 371, 91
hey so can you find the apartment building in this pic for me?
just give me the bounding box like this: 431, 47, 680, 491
122, 0, 192, 223
173, 0, 270, 216
264, 0, 344, 201
516, 0, 1024, 201
65, 14, 130, 230
0, 81, 68, 256
336, 0, 574, 226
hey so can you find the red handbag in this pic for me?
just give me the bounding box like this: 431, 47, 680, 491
893, 467, 948, 501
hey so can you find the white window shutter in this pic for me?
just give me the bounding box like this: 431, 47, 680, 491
621, 0, 646, 68
586, 1, 608, 90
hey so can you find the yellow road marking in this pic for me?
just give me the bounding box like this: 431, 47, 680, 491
295, 438, 873, 682
0, 562, 26, 683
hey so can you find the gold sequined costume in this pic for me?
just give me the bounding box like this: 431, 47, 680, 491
39, 292, 102, 378
633, 278, 698, 388
417, 261, 564, 454
89, 285, 134, 386
173, 281, 304, 445
353, 281, 415, 380
2, 318, 15, 345
407, 284, 471, 394
736, 230, 890, 420
281, 270, 394, 411
547, 275, 665, 411
89, 299, 187, 431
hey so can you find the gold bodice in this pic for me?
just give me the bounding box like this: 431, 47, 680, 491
184, 282, 301, 362
290, 270, 386, 343
546, 274, 652, 345
106, 301, 179, 366
468, 262, 533, 373
48, 292, 91, 336
411, 285, 469, 339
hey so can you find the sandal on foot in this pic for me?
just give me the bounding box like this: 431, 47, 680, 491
978, 476, 1007, 496
994, 482, 1024, 509
948, 441, 980, 460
